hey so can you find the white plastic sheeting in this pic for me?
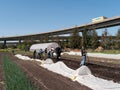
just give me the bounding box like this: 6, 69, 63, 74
41, 61, 120, 90
73, 66, 91, 76
43, 58, 54, 64
15, 54, 31, 60
15, 54, 120, 90
30, 42, 59, 52
41, 61, 75, 78
15, 54, 43, 63
63, 51, 120, 60
76, 75, 120, 90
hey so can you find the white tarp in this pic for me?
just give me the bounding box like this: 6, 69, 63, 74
15, 54, 120, 90
63, 51, 120, 60
30, 42, 59, 52
41, 61, 120, 90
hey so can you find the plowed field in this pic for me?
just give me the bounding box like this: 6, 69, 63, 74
0, 52, 120, 90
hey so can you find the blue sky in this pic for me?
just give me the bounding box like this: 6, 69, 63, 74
0, 0, 120, 37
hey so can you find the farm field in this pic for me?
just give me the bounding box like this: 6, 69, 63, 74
0, 51, 120, 90
0, 52, 91, 90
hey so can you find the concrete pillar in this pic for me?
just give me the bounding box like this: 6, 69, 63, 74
4, 40, 6, 48
19, 39, 21, 44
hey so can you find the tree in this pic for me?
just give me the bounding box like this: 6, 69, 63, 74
85, 30, 98, 49
70, 28, 81, 49
115, 29, 120, 49
86, 30, 92, 48
107, 35, 114, 49
101, 29, 108, 49
82, 30, 87, 48
90, 30, 99, 49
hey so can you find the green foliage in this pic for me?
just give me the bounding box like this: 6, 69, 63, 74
0, 44, 7, 49
17, 44, 29, 51
7, 45, 17, 49
116, 29, 120, 39
101, 29, 109, 49
2, 55, 37, 90
85, 30, 99, 49
16, 39, 36, 51
115, 29, 120, 49
91, 30, 99, 49
82, 30, 87, 48
70, 28, 81, 49
86, 30, 92, 48
17, 44, 23, 50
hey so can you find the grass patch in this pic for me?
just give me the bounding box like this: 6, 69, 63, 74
0, 48, 33, 56
2, 54, 37, 90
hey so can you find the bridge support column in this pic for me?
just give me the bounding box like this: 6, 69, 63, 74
19, 40, 21, 44
3, 40, 6, 48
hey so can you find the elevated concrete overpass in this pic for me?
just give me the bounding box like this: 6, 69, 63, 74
0, 16, 120, 46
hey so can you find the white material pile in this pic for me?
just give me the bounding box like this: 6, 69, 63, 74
74, 66, 91, 76
63, 51, 120, 60
41, 61, 75, 78
87, 53, 120, 60
15, 54, 31, 60
42, 58, 54, 64
15, 54, 120, 90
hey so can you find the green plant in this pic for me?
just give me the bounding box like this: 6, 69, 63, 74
2, 55, 37, 90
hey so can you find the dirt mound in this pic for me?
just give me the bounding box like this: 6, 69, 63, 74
95, 46, 104, 52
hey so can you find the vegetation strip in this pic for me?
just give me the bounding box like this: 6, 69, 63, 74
2, 54, 37, 90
